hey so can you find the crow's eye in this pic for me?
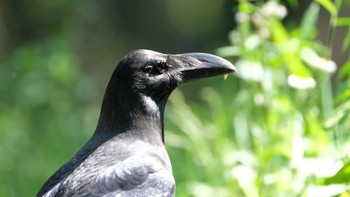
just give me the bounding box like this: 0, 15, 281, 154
142, 65, 156, 74
142, 60, 167, 75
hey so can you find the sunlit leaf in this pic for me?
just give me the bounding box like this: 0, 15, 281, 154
269, 21, 289, 42
335, 17, 350, 26
315, 0, 337, 14
324, 108, 345, 128
335, 0, 345, 9
238, 1, 254, 13
325, 101, 350, 128
342, 27, 350, 51
288, 58, 313, 77
300, 3, 320, 39
323, 163, 350, 184
216, 46, 241, 57
335, 89, 350, 104
338, 60, 350, 79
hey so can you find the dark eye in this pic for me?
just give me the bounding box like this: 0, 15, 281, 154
142, 60, 167, 75
142, 65, 156, 74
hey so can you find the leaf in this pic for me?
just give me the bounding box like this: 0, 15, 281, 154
315, 0, 337, 14
342, 27, 350, 51
335, 17, 350, 26
300, 3, 320, 39
287, 0, 299, 8
325, 101, 350, 128
338, 59, 350, 79
287, 55, 313, 77
335, 0, 344, 9
324, 108, 345, 128
216, 46, 241, 57
335, 89, 350, 104
323, 163, 350, 184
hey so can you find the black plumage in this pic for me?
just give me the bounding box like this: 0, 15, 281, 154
37, 49, 236, 197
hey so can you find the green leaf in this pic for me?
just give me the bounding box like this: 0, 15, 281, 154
216, 46, 241, 57
287, 0, 299, 8
323, 163, 350, 184
315, 0, 337, 14
335, 89, 350, 104
338, 60, 350, 79
335, 17, 350, 26
335, 0, 344, 9
325, 101, 350, 128
300, 3, 320, 39
324, 108, 345, 128
342, 27, 350, 51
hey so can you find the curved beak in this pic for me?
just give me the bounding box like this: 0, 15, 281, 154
172, 53, 236, 83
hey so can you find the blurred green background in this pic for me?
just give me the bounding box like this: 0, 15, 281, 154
1, 0, 350, 196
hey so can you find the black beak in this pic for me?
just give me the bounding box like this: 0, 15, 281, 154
173, 53, 236, 83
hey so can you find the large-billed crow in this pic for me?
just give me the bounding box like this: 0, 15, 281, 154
37, 49, 236, 197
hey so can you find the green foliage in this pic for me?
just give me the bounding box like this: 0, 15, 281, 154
315, 0, 337, 14
1, 0, 349, 197
164, 0, 350, 196
0, 36, 100, 196
323, 163, 350, 184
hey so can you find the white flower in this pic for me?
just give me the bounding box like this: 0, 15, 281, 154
245, 35, 260, 50
258, 27, 270, 39
261, 1, 287, 19
301, 47, 337, 73
236, 60, 264, 81
288, 74, 316, 89
235, 12, 249, 23
254, 93, 265, 105
291, 157, 343, 178
252, 13, 265, 27
319, 58, 337, 73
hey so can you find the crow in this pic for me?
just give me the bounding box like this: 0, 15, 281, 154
37, 49, 236, 197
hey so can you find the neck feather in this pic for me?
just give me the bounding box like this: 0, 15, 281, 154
95, 86, 167, 144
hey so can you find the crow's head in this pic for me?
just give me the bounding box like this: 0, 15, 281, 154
111, 49, 236, 102
99, 49, 236, 132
